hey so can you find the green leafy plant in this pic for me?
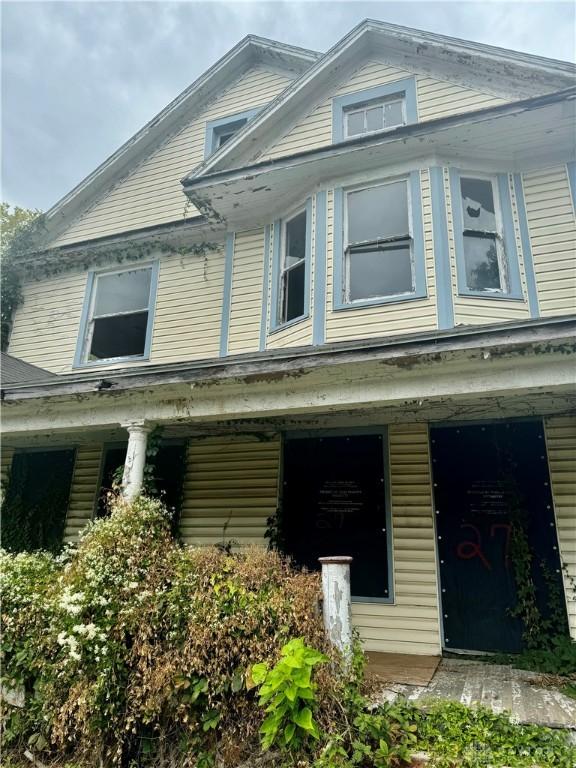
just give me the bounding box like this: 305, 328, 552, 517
250, 638, 327, 751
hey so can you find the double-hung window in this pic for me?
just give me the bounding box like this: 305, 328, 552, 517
344, 95, 406, 138
78, 265, 156, 365
459, 176, 507, 293
344, 179, 414, 303
278, 209, 307, 324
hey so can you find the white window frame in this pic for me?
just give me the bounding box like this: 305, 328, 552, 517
343, 95, 407, 140
79, 263, 156, 366
343, 177, 415, 305
459, 173, 509, 294
278, 207, 308, 325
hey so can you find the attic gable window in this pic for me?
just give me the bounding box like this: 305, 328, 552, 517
344, 95, 405, 138
332, 77, 417, 144
204, 107, 261, 158
75, 264, 158, 367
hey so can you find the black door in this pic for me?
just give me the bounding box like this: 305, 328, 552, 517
282, 434, 389, 599
2, 449, 76, 553
430, 421, 567, 653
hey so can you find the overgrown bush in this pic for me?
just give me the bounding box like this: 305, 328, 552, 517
1, 495, 337, 766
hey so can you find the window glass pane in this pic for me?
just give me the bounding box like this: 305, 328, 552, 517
285, 211, 307, 267
282, 262, 305, 322
93, 269, 151, 317
460, 177, 497, 231
347, 181, 408, 244
365, 106, 383, 132
383, 100, 404, 128
346, 110, 364, 136
463, 235, 502, 291
349, 244, 412, 300
89, 311, 149, 360
216, 131, 234, 147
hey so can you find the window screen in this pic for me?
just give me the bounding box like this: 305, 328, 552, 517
344, 96, 405, 138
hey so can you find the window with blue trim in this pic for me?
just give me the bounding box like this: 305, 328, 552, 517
337, 175, 426, 307
270, 198, 312, 331
450, 170, 523, 299
204, 107, 261, 158
77, 265, 156, 364
332, 77, 417, 144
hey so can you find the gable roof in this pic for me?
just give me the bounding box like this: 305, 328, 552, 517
42, 36, 319, 246
185, 19, 576, 182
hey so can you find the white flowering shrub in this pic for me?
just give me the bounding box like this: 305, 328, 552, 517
1, 494, 329, 766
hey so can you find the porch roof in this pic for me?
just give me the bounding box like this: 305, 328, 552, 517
2, 315, 575, 403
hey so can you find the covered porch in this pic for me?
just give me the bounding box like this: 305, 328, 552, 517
2, 318, 576, 656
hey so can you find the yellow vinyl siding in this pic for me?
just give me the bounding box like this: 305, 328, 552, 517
522, 167, 576, 317
352, 423, 441, 655
228, 230, 265, 355
324, 171, 437, 344
180, 435, 281, 546
545, 416, 576, 640
267, 319, 313, 349
8, 270, 87, 374
64, 444, 103, 542
51, 66, 294, 247
262, 59, 507, 161
443, 169, 531, 326
151, 246, 225, 363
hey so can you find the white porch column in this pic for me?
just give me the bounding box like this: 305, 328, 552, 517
318, 556, 353, 659
121, 422, 151, 501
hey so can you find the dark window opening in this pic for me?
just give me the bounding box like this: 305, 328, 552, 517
1, 449, 76, 553
281, 435, 389, 599
89, 311, 148, 360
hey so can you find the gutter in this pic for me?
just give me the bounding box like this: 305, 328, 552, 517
3, 315, 575, 401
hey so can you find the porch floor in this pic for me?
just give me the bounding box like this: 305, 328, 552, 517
371, 657, 576, 730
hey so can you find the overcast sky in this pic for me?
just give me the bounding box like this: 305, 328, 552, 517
2, 1, 575, 212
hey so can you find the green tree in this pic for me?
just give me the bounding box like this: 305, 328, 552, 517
1, 202, 43, 350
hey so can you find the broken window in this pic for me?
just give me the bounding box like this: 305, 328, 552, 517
279, 209, 307, 324
344, 179, 414, 302
81, 266, 154, 363
460, 177, 507, 292
344, 95, 405, 138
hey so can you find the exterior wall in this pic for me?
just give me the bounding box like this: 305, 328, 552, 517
180, 435, 281, 546
51, 66, 295, 247
179, 427, 441, 655
444, 169, 532, 326
545, 415, 576, 641
261, 59, 507, 161
522, 166, 576, 317
352, 423, 441, 655
64, 444, 103, 542
9, 245, 226, 373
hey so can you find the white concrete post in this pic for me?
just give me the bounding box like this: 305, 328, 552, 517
318, 556, 353, 659
121, 422, 151, 501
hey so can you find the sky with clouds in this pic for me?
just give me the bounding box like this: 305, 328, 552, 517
2, 0, 575, 212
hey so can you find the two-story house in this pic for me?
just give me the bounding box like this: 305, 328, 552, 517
2, 20, 575, 658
